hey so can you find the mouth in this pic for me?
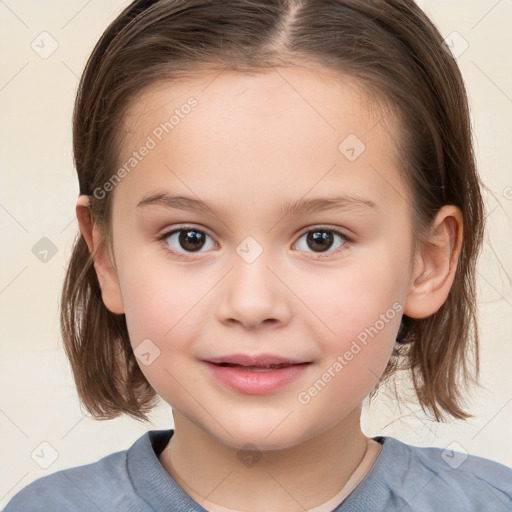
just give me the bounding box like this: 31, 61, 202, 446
202, 354, 312, 394
204, 353, 310, 368
212, 362, 306, 372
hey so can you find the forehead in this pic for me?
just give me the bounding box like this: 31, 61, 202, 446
113, 65, 405, 214
122, 65, 390, 147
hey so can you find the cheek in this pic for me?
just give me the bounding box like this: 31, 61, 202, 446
314, 299, 400, 396
296, 286, 402, 424
119, 265, 207, 401
305, 256, 405, 343
297, 252, 405, 391
117, 254, 169, 335
119, 258, 215, 355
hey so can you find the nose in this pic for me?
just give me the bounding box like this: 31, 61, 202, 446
215, 248, 292, 330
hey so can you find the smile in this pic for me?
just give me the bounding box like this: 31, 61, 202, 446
202, 360, 311, 394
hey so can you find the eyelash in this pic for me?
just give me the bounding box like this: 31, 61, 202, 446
157, 225, 353, 260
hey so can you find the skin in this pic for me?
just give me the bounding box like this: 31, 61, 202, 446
76, 64, 463, 511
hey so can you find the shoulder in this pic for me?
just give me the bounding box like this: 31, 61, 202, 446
342, 436, 512, 511
3, 449, 146, 512
383, 437, 512, 511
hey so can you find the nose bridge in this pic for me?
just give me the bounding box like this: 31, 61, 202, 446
216, 234, 290, 328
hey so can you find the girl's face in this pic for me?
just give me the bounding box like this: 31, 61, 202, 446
105, 66, 417, 450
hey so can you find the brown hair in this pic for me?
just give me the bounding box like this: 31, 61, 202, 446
61, 0, 485, 422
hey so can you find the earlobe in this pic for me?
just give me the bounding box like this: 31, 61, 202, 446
76, 195, 125, 315
404, 205, 463, 319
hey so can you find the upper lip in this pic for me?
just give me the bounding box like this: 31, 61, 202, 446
203, 353, 310, 367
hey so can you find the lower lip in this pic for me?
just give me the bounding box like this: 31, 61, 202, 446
202, 362, 311, 395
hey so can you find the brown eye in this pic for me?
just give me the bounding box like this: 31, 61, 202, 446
295, 228, 349, 257
177, 229, 207, 252
161, 227, 217, 255
306, 231, 335, 252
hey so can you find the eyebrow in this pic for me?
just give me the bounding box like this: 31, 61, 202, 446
136, 192, 378, 217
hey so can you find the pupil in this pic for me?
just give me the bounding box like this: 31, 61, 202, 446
176, 230, 334, 253
179, 230, 205, 251
307, 231, 333, 252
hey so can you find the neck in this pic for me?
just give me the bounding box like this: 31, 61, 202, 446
158, 406, 375, 512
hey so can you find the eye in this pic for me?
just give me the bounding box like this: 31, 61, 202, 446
158, 225, 351, 260
294, 227, 350, 258
159, 226, 217, 258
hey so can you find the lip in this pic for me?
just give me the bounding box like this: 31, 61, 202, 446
202, 353, 312, 395
204, 353, 309, 367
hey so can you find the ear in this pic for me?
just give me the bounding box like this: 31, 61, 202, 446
404, 205, 463, 319
76, 195, 125, 315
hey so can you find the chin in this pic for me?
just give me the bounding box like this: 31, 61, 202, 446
205, 419, 316, 452
224, 433, 302, 452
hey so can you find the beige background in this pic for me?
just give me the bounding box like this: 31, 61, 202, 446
1, 0, 511, 508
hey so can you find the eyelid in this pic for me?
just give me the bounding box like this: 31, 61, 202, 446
158, 224, 353, 259
159, 223, 217, 241
158, 223, 353, 241
293, 225, 352, 259
296, 224, 353, 241
156, 224, 217, 261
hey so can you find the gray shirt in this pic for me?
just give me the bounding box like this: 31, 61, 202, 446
4, 429, 512, 511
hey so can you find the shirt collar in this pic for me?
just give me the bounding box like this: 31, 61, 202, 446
127, 429, 403, 511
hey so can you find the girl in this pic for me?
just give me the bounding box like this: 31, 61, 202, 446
5, 0, 512, 511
